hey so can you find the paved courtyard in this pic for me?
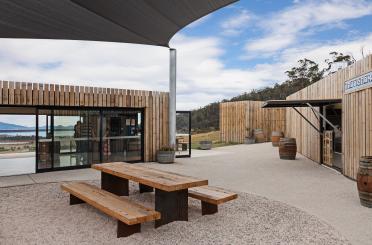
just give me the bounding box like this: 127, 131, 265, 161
1, 143, 371, 245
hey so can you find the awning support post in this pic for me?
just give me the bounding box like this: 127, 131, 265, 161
169, 48, 177, 147
305, 103, 341, 133
292, 107, 322, 134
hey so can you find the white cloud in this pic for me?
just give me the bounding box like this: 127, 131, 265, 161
245, 0, 372, 53
220, 9, 252, 36
0, 29, 372, 111
0, 35, 263, 110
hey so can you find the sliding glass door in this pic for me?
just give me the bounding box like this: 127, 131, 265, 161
36, 108, 143, 172
102, 110, 143, 163
37, 109, 52, 170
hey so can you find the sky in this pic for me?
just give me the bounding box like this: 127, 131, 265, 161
1, 0, 372, 119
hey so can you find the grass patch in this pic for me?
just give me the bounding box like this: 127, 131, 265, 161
191, 131, 239, 149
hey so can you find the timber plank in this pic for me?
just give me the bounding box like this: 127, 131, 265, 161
92, 162, 208, 192
188, 186, 238, 205
61, 182, 160, 225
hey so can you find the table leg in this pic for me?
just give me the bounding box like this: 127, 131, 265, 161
155, 189, 188, 228
101, 172, 129, 196
139, 183, 154, 193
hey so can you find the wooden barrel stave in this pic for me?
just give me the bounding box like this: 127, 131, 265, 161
357, 156, 372, 208
278, 138, 297, 160
271, 131, 284, 147
254, 129, 265, 143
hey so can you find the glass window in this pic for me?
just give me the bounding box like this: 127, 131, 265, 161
0, 109, 36, 176
176, 112, 191, 157
37, 109, 52, 170
87, 110, 100, 164
53, 110, 90, 168
102, 110, 142, 162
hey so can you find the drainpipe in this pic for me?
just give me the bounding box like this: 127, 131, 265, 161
169, 48, 177, 147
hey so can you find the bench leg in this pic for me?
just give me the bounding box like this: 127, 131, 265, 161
117, 221, 141, 238
101, 172, 129, 196
201, 201, 218, 215
155, 189, 188, 228
70, 195, 85, 205
139, 183, 154, 193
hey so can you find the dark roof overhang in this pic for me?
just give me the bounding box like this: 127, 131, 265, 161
0, 0, 238, 47
262, 99, 342, 108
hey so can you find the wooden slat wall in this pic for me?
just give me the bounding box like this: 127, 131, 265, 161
342, 55, 372, 179
286, 54, 372, 179
220, 101, 286, 143
0, 81, 169, 162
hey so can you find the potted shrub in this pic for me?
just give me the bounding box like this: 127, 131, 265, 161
199, 140, 212, 150
244, 128, 255, 144
157, 145, 175, 163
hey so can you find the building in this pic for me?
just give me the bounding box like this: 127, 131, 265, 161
264, 54, 372, 180
0, 81, 171, 175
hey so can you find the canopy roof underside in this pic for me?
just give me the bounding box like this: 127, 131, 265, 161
0, 0, 237, 47
262, 99, 342, 108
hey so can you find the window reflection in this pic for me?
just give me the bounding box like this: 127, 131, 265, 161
102, 110, 142, 162
36, 108, 143, 171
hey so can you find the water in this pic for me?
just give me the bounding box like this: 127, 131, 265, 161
0, 130, 75, 138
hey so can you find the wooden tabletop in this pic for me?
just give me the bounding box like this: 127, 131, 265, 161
92, 162, 208, 192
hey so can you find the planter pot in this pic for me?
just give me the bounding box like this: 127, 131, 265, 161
157, 151, 175, 164
244, 137, 255, 144
199, 140, 212, 150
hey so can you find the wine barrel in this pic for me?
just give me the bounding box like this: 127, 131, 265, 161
278, 138, 297, 160
357, 156, 372, 208
254, 129, 265, 143
271, 131, 284, 147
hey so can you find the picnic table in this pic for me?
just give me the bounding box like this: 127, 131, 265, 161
92, 162, 208, 227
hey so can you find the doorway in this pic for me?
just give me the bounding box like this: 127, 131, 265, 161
324, 103, 342, 171
176, 111, 191, 158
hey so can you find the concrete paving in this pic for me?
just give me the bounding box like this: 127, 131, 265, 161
146, 144, 372, 245
0, 143, 370, 245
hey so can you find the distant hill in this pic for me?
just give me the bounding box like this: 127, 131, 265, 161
0, 122, 32, 130
54, 125, 74, 130
191, 68, 318, 132
0, 121, 75, 131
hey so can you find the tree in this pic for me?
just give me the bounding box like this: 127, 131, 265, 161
285, 58, 324, 86
324, 51, 355, 75
190, 51, 355, 132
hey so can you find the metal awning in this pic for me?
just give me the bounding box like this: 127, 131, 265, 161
262, 99, 342, 108
0, 0, 237, 47
262, 99, 342, 135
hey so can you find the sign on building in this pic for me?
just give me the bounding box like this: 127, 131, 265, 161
344, 71, 372, 94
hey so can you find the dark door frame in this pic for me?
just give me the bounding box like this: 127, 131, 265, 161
175, 110, 191, 158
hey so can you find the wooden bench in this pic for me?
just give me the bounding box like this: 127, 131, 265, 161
188, 186, 237, 215
61, 182, 160, 238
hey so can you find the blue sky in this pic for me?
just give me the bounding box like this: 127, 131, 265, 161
1, 0, 372, 116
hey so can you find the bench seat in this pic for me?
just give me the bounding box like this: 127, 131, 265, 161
61, 182, 160, 237
188, 186, 237, 215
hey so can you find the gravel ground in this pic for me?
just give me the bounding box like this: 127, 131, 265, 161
0, 181, 350, 245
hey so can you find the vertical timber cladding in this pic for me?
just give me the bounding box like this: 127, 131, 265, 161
220, 101, 286, 143
286, 54, 372, 179
0, 81, 169, 162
